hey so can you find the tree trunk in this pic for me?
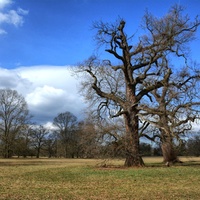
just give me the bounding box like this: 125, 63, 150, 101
4, 144, 9, 158
161, 140, 180, 166
160, 119, 180, 166
124, 111, 144, 167
124, 153, 144, 167
64, 145, 68, 158
36, 149, 40, 158
4, 143, 12, 158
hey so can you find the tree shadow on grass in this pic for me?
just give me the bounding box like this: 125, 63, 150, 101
146, 160, 200, 168
0, 160, 51, 167
96, 159, 200, 169
178, 160, 200, 167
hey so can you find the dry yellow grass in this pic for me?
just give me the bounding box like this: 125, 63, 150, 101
0, 157, 200, 199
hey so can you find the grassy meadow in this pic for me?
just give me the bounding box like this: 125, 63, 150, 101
0, 157, 200, 200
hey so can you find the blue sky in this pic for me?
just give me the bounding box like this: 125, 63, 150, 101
0, 0, 200, 126
1, 0, 199, 68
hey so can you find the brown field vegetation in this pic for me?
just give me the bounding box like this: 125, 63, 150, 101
0, 157, 200, 199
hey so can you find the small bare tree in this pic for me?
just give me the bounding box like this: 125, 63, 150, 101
30, 125, 49, 158
53, 111, 78, 158
77, 120, 101, 158
76, 5, 200, 166
0, 89, 31, 158
14, 125, 33, 157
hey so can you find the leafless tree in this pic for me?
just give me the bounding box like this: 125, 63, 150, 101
53, 111, 78, 158
30, 125, 49, 158
139, 65, 200, 165
0, 89, 31, 158
77, 119, 102, 158
44, 133, 57, 158
76, 5, 200, 166
187, 135, 200, 156
14, 125, 33, 157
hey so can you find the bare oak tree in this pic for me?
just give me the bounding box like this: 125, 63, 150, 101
0, 89, 30, 158
139, 66, 200, 165
76, 5, 200, 166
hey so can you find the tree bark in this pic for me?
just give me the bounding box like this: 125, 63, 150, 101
161, 137, 180, 166
124, 110, 145, 167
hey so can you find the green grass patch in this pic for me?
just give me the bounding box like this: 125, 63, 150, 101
0, 157, 200, 199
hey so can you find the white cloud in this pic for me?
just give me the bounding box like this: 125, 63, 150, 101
0, 68, 31, 90
0, 9, 26, 27
26, 85, 67, 122
0, 0, 28, 34
0, 66, 86, 124
26, 85, 66, 107
0, 0, 12, 10
191, 121, 200, 132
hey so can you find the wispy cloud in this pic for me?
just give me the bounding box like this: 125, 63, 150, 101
0, 27, 6, 34
0, 0, 28, 34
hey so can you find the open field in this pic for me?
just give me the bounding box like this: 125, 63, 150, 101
0, 157, 200, 200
